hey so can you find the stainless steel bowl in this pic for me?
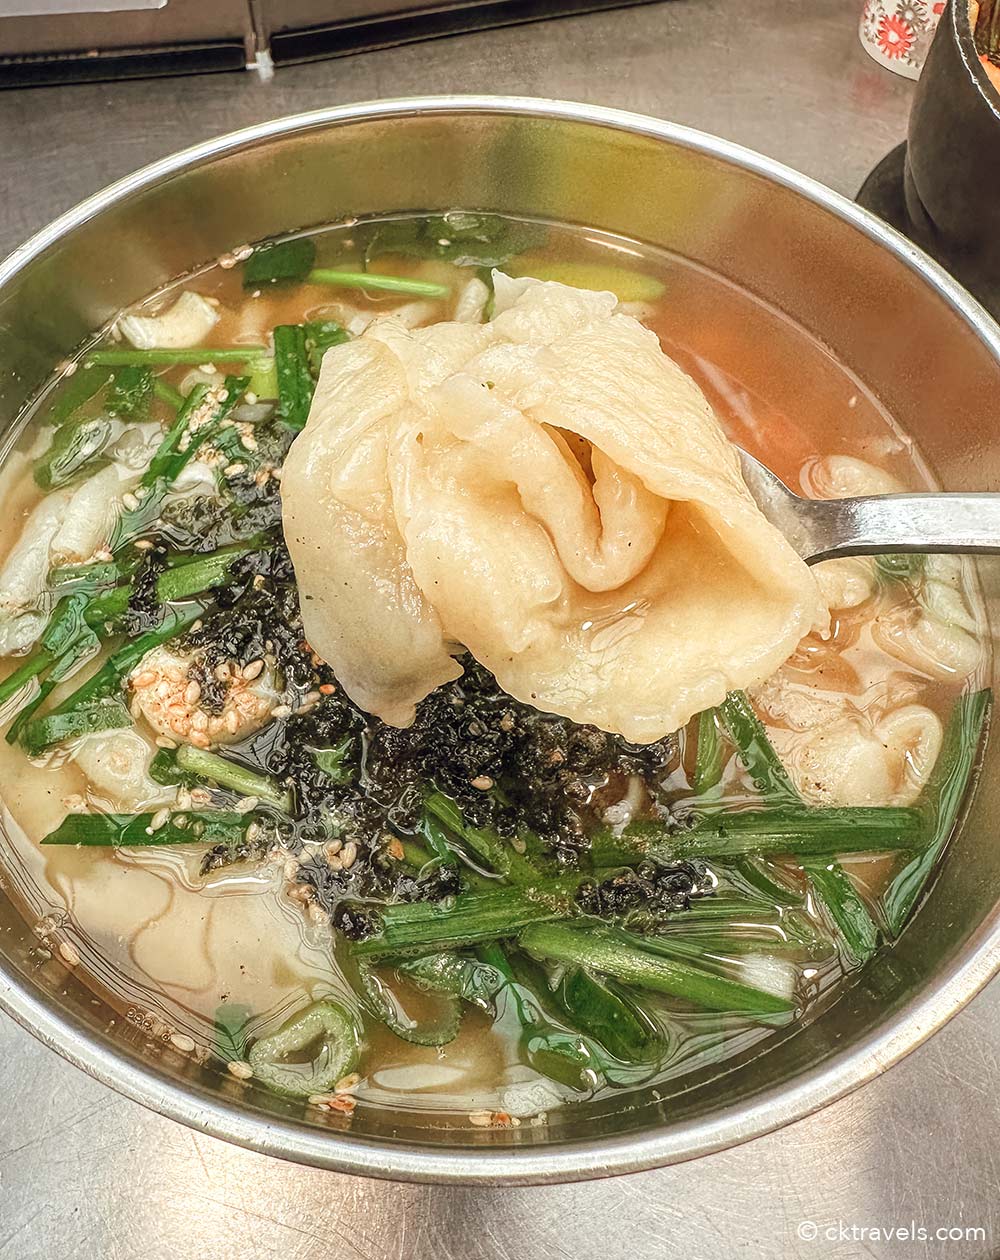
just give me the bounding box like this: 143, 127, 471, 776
0, 96, 998, 1185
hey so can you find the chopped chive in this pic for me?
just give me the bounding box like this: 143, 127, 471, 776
21, 699, 132, 756
424, 790, 542, 884
520, 922, 794, 1018
883, 689, 991, 935
174, 744, 292, 813
719, 690, 880, 957
247, 1000, 360, 1099
155, 545, 255, 603
308, 269, 450, 299
303, 320, 349, 375
86, 348, 267, 367
803, 858, 879, 963
0, 649, 55, 708
693, 707, 724, 795
41, 808, 256, 847
351, 883, 576, 959
110, 375, 248, 550
20, 601, 203, 754
273, 325, 314, 431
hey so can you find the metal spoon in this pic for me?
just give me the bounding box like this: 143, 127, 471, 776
738, 449, 1000, 565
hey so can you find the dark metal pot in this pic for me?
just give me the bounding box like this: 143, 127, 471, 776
903, 0, 1000, 315
0, 97, 999, 1184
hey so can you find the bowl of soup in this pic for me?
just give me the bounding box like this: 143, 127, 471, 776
0, 97, 998, 1184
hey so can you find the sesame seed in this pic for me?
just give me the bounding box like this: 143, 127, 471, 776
149, 808, 170, 833
223, 462, 246, 478
340, 841, 358, 870
122, 491, 140, 511
189, 731, 210, 748
252, 574, 266, 590
198, 363, 216, 375
325, 838, 343, 858
134, 539, 155, 551
214, 663, 232, 682
58, 940, 80, 967
470, 775, 494, 791
235, 796, 259, 815
189, 788, 213, 806
227, 1060, 253, 1079
184, 680, 201, 705
242, 658, 264, 681
335, 1072, 361, 1094
270, 704, 292, 719
170, 1032, 196, 1053
240, 433, 258, 452
303, 690, 321, 705
225, 710, 239, 734
133, 670, 156, 688
190, 619, 203, 633
218, 253, 237, 270
468, 1111, 493, 1127
245, 391, 258, 405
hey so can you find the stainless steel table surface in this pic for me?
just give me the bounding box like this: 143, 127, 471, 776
0, 3, 996, 1258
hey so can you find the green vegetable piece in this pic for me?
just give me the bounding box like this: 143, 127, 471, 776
351, 883, 576, 959
720, 689, 880, 958
874, 553, 925, 582
312, 737, 355, 785
111, 376, 248, 550
883, 688, 991, 936
155, 545, 255, 603
802, 858, 879, 963
34, 415, 114, 489
359, 962, 462, 1046
87, 348, 267, 367
174, 743, 292, 813
247, 1000, 361, 1098
247, 357, 278, 400
364, 213, 545, 270
308, 268, 450, 299
152, 378, 185, 410
243, 238, 317, 289
0, 650, 55, 709
273, 325, 315, 431
303, 320, 349, 376
106, 365, 153, 420
41, 809, 256, 847
719, 690, 799, 806
556, 966, 663, 1063
214, 1002, 252, 1063
46, 364, 113, 426
21, 601, 202, 754
425, 790, 542, 885
520, 922, 795, 1018
693, 707, 725, 796
21, 698, 131, 755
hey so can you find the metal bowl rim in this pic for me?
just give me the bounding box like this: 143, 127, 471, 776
1, 94, 999, 1185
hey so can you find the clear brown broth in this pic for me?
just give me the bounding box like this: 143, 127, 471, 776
0, 213, 988, 1122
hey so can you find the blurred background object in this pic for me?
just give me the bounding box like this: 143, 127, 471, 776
859, 0, 945, 79
858, 0, 1000, 318
0, 0, 665, 86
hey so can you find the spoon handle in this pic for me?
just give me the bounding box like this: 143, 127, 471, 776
801, 493, 1000, 564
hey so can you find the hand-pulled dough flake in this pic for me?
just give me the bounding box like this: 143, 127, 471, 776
282, 273, 826, 741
